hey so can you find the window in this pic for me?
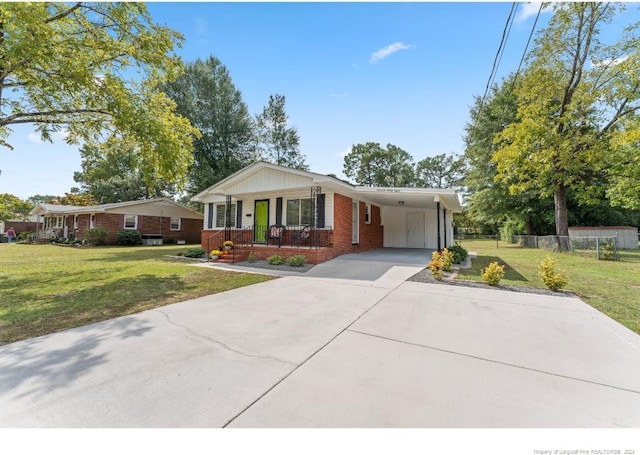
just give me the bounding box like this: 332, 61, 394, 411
215, 204, 236, 228
45, 216, 63, 230
170, 217, 181, 231
365, 203, 371, 224
124, 215, 138, 229
73, 215, 79, 229
90, 214, 95, 228
286, 198, 312, 226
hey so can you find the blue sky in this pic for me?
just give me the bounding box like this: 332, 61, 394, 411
0, 2, 581, 199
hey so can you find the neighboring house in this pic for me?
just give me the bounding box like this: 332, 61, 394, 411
191, 162, 462, 264
1, 216, 41, 242
30, 198, 203, 245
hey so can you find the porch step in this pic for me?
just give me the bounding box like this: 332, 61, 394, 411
213, 249, 250, 264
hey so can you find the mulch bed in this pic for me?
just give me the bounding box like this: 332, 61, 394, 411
408, 268, 575, 297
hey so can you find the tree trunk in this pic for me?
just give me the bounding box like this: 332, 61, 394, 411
554, 184, 571, 250
525, 215, 534, 236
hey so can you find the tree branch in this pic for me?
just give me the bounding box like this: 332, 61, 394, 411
0, 108, 111, 126
44, 2, 83, 24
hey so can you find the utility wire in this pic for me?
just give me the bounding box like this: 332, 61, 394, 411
478, 2, 518, 115
512, 2, 544, 88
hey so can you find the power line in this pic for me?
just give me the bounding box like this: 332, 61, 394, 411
512, 2, 544, 88
478, 2, 518, 115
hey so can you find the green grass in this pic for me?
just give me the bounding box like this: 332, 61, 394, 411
0, 244, 275, 345
455, 239, 640, 335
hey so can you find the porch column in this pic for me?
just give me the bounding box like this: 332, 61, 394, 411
225, 195, 232, 241
436, 201, 441, 251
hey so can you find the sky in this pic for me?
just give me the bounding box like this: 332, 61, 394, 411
2, 1, 634, 200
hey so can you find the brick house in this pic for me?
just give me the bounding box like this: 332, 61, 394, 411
191, 162, 462, 264
30, 198, 203, 245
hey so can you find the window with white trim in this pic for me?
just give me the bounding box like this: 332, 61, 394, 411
90, 214, 95, 228
286, 198, 312, 226
73, 215, 79, 229
215, 204, 236, 228
365, 203, 371, 224
170, 217, 181, 231
124, 215, 138, 229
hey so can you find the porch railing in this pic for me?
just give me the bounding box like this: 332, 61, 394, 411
205, 225, 333, 254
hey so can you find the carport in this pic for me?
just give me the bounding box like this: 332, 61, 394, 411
354, 187, 462, 250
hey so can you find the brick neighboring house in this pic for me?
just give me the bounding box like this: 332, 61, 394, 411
191, 162, 462, 264
30, 198, 203, 245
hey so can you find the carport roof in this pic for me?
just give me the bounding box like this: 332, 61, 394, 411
354, 186, 462, 213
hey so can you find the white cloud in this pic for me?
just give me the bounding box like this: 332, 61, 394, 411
592, 55, 629, 68
339, 147, 351, 158
369, 42, 413, 64
27, 133, 42, 144
517, 2, 552, 22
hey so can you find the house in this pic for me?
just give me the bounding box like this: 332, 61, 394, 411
1, 215, 41, 242
191, 162, 462, 264
30, 198, 204, 245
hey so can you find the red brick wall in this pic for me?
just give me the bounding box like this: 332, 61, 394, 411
74, 214, 202, 245
332, 193, 383, 255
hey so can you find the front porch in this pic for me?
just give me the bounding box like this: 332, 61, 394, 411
202, 226, 336, 265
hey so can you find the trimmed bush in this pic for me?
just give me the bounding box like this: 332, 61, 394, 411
287, 255, 306, 267
83, 227, 107, 246
116, 229, 142, 246
538, 256, 568, 291
267, 254, 285, 265
247, 252, 258, 263
448, 243, 468, 264
184, 247, 206, 258
481, 262, 505, 286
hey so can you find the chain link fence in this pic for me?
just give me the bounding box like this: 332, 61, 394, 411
512, 234, 619, 260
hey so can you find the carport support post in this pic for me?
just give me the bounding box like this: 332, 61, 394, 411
443, 208, 447, 249
436, 200, 441, 252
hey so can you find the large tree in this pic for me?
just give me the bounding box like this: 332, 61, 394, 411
0, 2, 198, 186
0, 193, 33, 221
493, 3, 640, 242
464, 75, 555, 235
164, 56, 255, 195
73, 143, 176, 203
414, 153, 465, 189
343, 142, 414, 187
255, 94, 308, 170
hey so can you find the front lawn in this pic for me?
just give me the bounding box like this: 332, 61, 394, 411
455, 239, 640, 335
0, 244, 275, 345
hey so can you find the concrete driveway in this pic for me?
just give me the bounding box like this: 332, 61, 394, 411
1, 256, 639, 427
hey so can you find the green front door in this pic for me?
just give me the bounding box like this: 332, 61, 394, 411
254, 200, 269, 243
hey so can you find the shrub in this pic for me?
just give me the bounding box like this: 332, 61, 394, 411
448, 243, 468, 264
428, 259, 444, 280
440, 248, 454, 272
116, 229, 142, 246
538, 256, 568, 291
601, 240, 616, 261
482, 262, 505, 286
18, 231, 32, 242
83, 228, 107, 246
247, 252, 258, 263
287, 255, 306, 267
184, 247, 206, 258
267, 254, 285, 265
